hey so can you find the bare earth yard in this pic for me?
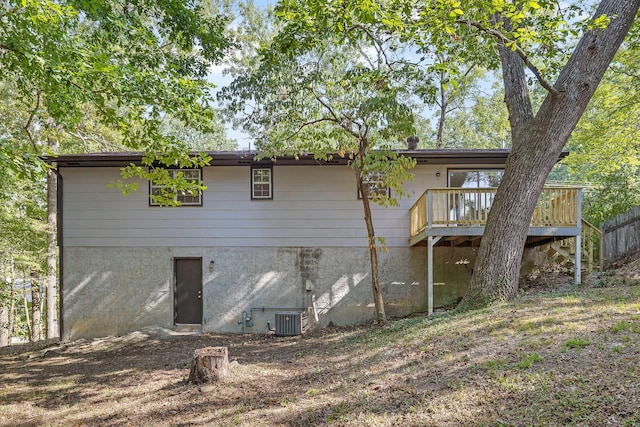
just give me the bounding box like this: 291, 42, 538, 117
2, 260, 640, 427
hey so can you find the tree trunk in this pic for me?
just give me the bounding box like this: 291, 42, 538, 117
31, 274, 43, 342
354, 162, 386, 323
8, 262, 15, 344
460, 0, 640, 310
23, 273, 31, 342
0, 261, 8, 346
188, 347, 229, 383
435, 70, 447, 149
46, 167, 58, 339
0, 263, 5, 346
0, 299, 8, 346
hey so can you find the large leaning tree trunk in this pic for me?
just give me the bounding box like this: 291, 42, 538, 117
460, 0, 640, 310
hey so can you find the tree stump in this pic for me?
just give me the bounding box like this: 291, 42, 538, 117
187, 347, 229, 383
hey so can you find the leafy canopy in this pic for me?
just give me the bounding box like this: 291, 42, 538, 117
222, 0, 427, 200
1, 0, 232, 203
565, 20, 640, 225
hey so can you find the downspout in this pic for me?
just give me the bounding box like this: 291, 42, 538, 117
53, 166, 64, 341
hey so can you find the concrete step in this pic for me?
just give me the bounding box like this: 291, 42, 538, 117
174, 324, 203, 334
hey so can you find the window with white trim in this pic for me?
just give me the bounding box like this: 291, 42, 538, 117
358, 172, 389, 199
149, 169, 202, 206
251, 167, 272, 199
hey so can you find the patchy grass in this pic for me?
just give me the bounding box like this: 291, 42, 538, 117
563, 337, 591, 350
515, 352, 543, 369
1, 273, 640, 426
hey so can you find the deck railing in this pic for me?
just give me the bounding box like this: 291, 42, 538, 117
410, 187, 581, 238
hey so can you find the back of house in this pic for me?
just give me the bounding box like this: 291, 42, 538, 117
53, 149, 573, 340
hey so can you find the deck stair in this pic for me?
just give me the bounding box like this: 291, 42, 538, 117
541, 240, 573, 265
537, 219, 602, 273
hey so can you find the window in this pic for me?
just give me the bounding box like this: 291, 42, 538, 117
447, 169, 504, 221
358, 172, 389, 199
149, 169, 202, 206
251, 167, 272, 199
448, 169, 504, 188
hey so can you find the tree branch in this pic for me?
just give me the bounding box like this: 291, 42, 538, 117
345, 23, 391, 69
0, 6, 22, 20
0, 43, 26, 58
310, 86, 341, 123
461, 63, 476, 79
287, 117, 340, 140
357, 45, 377, 69
23, 92, 42, 152
458, 18, 559, 95
306, 84, 363, 140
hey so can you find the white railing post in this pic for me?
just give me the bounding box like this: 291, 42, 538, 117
427, 190, 433, 229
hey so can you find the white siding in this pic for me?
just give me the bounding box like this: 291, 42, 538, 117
60, 164, 455, 247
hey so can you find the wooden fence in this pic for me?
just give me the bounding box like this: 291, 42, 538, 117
602, 206, 640, 266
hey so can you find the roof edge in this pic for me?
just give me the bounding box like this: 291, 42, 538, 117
44, 149, 568, 168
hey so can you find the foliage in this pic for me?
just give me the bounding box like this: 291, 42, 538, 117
564, 20, 640, 225
221, 0, 278, 77
0, 161, 48, 343
441, 84, 511, 149
1, 0, 232, 199
0, 170, 47, 275
161, 116, 237, 152
221, 0, 427, 190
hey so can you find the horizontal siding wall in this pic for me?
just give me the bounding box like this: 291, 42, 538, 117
60, 164, 455, 247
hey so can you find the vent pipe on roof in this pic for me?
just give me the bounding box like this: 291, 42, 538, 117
406, 136, 419, 150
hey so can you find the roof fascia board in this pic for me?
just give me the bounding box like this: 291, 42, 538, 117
44, 149, 568, 168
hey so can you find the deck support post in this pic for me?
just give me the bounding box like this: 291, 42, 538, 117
428, 235, 442, 315
575, 233, 582, 284
575, 189, 583, 284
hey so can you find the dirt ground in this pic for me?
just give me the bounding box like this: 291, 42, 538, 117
1, 324, 383, 426
1, 258, 639, 426
611, 254, 640, 279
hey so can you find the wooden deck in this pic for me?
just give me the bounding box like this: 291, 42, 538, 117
410, 187, 587, 315
409, 187, 597, 316
409, 187, 582, 246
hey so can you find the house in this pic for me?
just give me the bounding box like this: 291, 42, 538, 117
49, 149, 584, 340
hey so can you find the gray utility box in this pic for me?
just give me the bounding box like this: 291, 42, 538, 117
274, 312, 306, 336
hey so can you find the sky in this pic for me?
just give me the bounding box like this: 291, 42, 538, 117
208, 0, 275, 149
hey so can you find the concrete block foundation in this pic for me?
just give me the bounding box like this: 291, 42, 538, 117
62, 245, 480, 340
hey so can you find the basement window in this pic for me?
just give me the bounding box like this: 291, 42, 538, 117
251, 166, 272, 199
149, 169, 202, 206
